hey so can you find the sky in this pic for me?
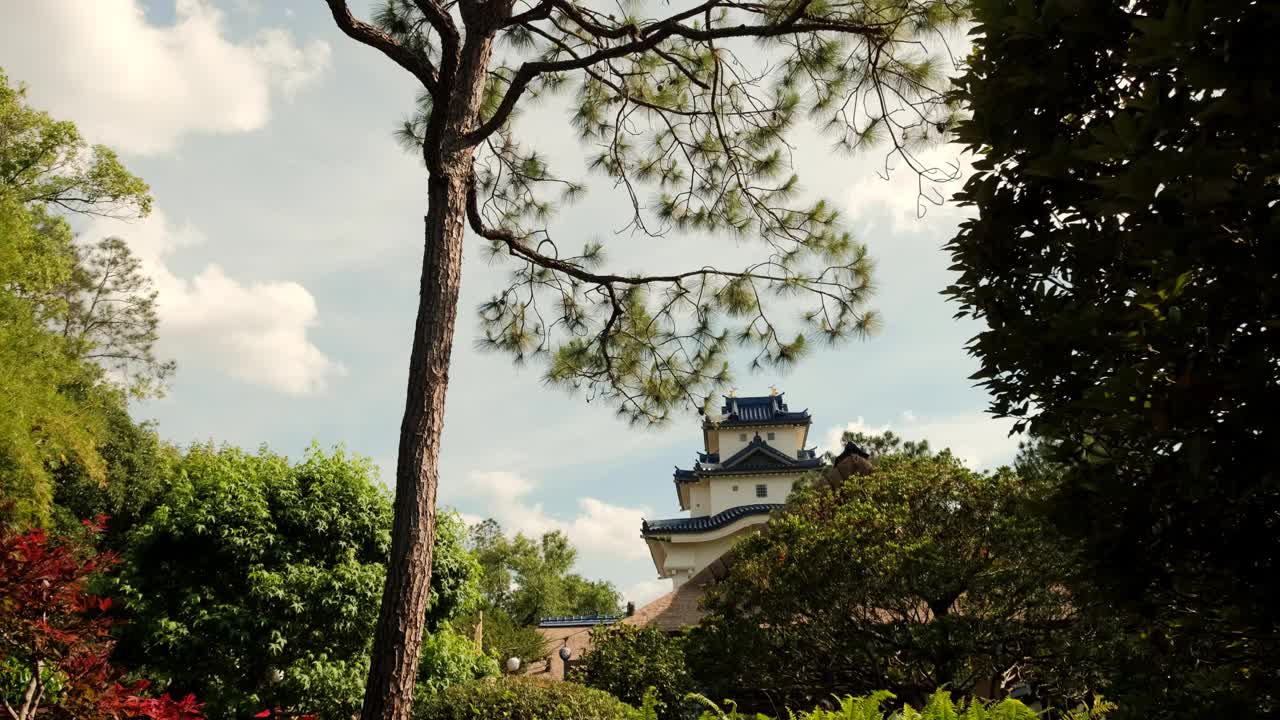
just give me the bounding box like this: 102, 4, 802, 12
0, 0, 1018, 607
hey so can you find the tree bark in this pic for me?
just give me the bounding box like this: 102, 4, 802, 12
359, 20, 499, 720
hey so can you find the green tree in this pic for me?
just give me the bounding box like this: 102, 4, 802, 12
108, 445, 481, 719
50, 404, 178, 547
467, 520, 621, 625
0, 69, 163, 526
945, 2, 1278, 715
53, 236, 174, 399
454, 606, 547, 665
576, 624, 693, 720
839, 429, 932, 458
318, 0, 966, 714
687, 452, 1107, 711
0, 195, 110, 525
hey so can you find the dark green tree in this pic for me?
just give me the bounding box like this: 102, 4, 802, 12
318, 0, 965, 714
576, 624, 693, 720
687, 452, 1108, 711
108, 445, 482, 719
50, 405, 178, 547
946, 2, 1279, 715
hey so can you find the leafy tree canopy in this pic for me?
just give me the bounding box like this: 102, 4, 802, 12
466, 519, 621, 625
946, 1, 1279, 715
0, 69, 169, 526
361, 0, 969, 424
688, 450, 1109, 711
106, 445, 480, 719
576, 624, 693, 720
839, 428, 933, 458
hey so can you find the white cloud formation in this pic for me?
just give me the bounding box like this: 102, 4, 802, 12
0, 0, 330, 155
85, 211, 345, 395
825, 410, 1021, 470
622, 579, 671, 607
450, 471, 653, 564
843, 146, 975, 237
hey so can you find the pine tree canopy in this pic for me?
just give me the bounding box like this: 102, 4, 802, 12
327, 0, 966, 423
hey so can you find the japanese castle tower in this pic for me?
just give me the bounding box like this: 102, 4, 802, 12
641, 391, 823, 589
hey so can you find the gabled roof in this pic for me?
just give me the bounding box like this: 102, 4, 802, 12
674, 435, 823, 482
642, 503, 783, 536
537, 614, 621, 628
705, 393, 811, 428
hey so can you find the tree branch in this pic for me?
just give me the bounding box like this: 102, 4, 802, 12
324, 0, 440, 90
460, 7, 885, 146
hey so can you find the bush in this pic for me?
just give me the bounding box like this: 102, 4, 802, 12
577, 624, 693, 719
413, 677, 635, 720
415, 628, 499, 696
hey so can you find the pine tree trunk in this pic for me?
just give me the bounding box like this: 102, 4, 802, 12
359, 24, 498, 720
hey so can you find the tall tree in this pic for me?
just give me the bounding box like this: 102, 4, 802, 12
466, 520, 620, 624
319, 2, 964, 716
0, 70, 162, 526
946, 2, 1278, 715
54, 237, 173, 399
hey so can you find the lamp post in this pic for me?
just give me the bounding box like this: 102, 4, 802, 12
558, 645, 571, 677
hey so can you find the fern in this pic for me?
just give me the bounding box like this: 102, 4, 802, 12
675, 690, 1112, 720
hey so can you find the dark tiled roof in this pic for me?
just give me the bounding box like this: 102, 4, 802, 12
708, 393, 811, 427
674, 435, 823, 481
642, 503, 783, 536
537, 614, 621, 628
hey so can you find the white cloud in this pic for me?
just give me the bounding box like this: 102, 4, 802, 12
85, 210, 344, 395
622, 579, 670, 607
450, 471, 653, 563
843, 145, 974, 237
0, 0, 330, 155
825, 410, 1020, 470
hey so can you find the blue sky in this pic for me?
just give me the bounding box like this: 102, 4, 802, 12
1, 0, 1016, 606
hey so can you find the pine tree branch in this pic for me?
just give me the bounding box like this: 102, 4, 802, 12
324, 0, 440, 90
410, 0, 461, 76
459, 3, 887, 147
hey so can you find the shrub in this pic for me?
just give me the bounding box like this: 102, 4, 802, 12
413, 676, 635, 720
576, 624, 693, 719
415, 628, 499, 696
0, 518, 204, 719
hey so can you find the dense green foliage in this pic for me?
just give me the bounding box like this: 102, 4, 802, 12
414, 628, 499, 697
103, 445, 483, 718
576, 624, 693, 720
453, 606, 547, 666
946, 1, 1279, 715
691, 690, 1113, 720
0, 69, 167, 526
413, 677, 636, 720
467, 519, 621, 625
689, 447, 1105, 711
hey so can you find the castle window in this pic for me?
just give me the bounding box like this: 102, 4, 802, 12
767, 432, 776, 440
755, 484, 768, 498
732, 485, 739, 492
739, 433, 748, 441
